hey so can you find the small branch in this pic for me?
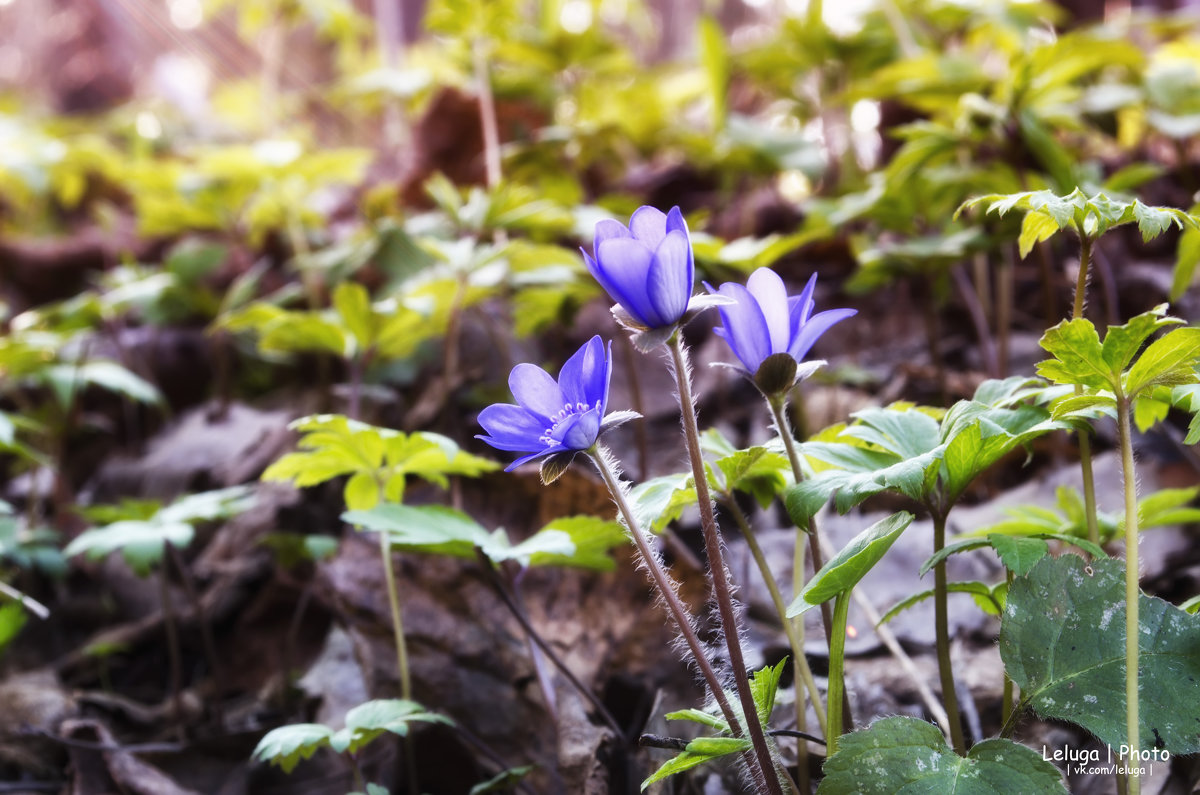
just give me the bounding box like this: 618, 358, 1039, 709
474, 550, 624, 738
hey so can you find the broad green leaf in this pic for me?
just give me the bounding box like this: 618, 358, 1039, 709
940, 403, 1062, 505
817, 716, 1067, 794
1037, 319, 1113, 391
64, 520, 194, 577
344, 471, 381, 511
252, 723, 334, 773
1124, 326, 1200, 397
712, 445, 788, 508
43, 361, 163, 408
788, 512, 913, 617
1001, 555, 1200, 754
522, 517, 626, 571
343, 503, 490, 559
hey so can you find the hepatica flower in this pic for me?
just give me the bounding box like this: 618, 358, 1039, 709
477, 335, 636, 480
583, 206, 694, 333
706, 268, 856, 394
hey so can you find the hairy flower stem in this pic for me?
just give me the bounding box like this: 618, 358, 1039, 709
1116, 392, 1141, 795
825, 591, 852, 757
667, 336, 782, 795
932, 511, 966, 754
1073, 233, 1102, 548
725, 498, 828, 737
586, 449, 751, 757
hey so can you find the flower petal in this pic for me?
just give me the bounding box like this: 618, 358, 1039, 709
476, 404, 546, 451
746, 268, 790, 355
558, 335, 608, 410
509, 363, 565, 420
596, 237, 659, 326
788, 307, 857, 362
715, 282, 772, 372
665, 206, 688, 237
593, 219, 631, 257
790, 273, 818, 330
628, 206, 668, 249
646, 229, 693, 327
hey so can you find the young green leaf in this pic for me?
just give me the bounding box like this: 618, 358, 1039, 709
1124, 326, 1200, 397
817, 716, 1067, 794
788, 512, 913, 617
251, 723, 335, 773
1036, 319, 1113, 391
640, 736, 751, 791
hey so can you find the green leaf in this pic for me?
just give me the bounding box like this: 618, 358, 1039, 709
333, 282, 374, 351
1124, 326, 1200, 397
1037, 319, 1114, 391
816, 716, 1067, 794
336, 699, 452, 754
630, 473, 695, 533
0, 602, 28, 656
1170, 224, 1200, 301
788, 512, 913, 617
640, 736, 751, 791
1001, 555, 1200, 754
251, 723, 334, 773
663, 708, 729, 733
988, 534, 1048, 576
1019, 210, 1060, 258
749, 658, 787, 725
344, 471, 381, 511
1100, 306, 1179, 376
878, 581, 1004, 624
64, 520, 194, 577
469, 765, 537, 795
522, 516, 626, 571
343, 502, 490, 558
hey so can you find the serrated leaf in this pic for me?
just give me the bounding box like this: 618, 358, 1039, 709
338, 699, 452, 754
816, 716, 1067, 794
1100, 306, 1179, 376
523, 516, 626, 571
1001, 555, 1200, 754
788, 512, 913, 617
1125, 326, 1200, 397
630, 473, 695, 533
1019, 210, 1061, 258
988, 534, 1048, 576
333, 282, 373, 351
1037, 319, 1114, 391
252, 723, 334, 773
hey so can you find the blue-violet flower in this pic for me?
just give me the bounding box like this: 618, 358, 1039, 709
706, 268, 856, 391
582, 206, 694, 330
477, 335, 625, 472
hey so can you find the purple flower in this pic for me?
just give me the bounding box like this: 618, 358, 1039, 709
582, 206, 694, 330
706, 268, 856, 391
477, 335, 625, 473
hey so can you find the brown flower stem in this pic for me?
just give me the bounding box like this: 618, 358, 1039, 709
667, 336, 782, 795
587, 447, 761, 784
